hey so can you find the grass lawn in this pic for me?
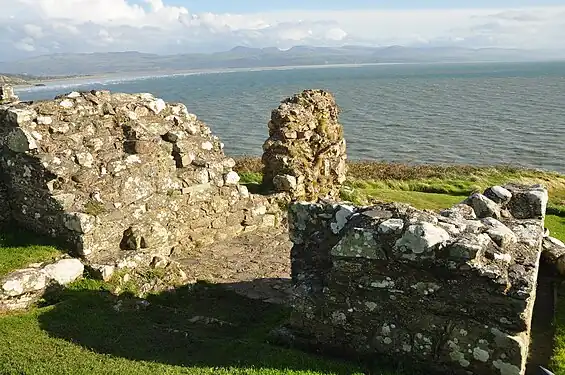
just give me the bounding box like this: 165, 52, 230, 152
0, 226, 63, 278
0, 279, 372, 375
554, 289, 565, 375
2, 160, 565, 374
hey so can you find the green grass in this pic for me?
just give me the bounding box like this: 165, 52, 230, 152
235, 156, 565, 212
0, 226, 63, 277
0, 279, 375, 375
343, 173, 565, 212
553, 291, 565, 375
239, 172, 263, 185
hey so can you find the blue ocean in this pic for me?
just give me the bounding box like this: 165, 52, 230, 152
16, 61, 565, 172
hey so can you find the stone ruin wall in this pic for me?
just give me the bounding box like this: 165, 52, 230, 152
262, 89, 347, 201
0, 88, 282, 277
284, 184, 549, 375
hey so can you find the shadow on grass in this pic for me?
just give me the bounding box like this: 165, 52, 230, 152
0, 224, 64, 248
36, 280, 381, 375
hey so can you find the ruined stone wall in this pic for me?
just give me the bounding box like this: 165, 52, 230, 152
0, 86, 18, 225
285, 184, 548, 375
0, 90, 281, 270
262, 89, 347, 201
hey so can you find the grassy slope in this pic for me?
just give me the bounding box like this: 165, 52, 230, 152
2, 160, 565, 374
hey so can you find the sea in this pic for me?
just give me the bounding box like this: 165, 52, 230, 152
14, 61, 565, 173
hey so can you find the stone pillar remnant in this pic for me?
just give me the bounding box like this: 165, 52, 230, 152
0, 85, 19, 104
262, 89, 347, 201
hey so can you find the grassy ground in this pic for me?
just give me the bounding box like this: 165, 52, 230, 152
553, 284, 565, 374
0, 226, 63, 277
0, 279, 374, 375
2, 159, 565, 374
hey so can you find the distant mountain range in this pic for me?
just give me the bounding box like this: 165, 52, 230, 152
1, 45, 564, 77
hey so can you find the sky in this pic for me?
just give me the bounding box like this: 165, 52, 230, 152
1, 0, 564, 61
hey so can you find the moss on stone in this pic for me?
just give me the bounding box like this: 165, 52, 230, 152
83, 200, 106, 216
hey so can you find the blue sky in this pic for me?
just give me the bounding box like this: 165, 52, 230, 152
164, 0, 565, 13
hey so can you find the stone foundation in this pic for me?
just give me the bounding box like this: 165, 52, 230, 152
284, 184, 548, 375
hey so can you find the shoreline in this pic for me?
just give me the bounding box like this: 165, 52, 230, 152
11, 59, 550, 91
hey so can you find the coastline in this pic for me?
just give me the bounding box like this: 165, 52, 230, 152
11, 59, 536, 91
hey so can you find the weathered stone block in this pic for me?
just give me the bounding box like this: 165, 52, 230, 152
43, 259, 84, 285
1, 257, 85, 311
0, 85, 19, 104
284, 185, 546, 375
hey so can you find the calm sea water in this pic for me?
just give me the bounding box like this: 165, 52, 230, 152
16, 61, 565, 173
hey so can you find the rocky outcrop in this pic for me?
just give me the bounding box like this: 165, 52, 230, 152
1, 257, 83, 311
282, 184, 547, 375
0, 90, 282, 275
0, 85, 17, 225
541, 235, 565, 275
262, 89, 347, 201
0, 85, 18, 104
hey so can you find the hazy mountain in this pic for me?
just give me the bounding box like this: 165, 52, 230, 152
0, 45, 562, 77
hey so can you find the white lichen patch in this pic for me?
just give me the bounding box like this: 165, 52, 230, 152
330, 311, 347, 325
75, 151, 94, 168
494, 252, 512, 263
370, 279, 395, 288
125, 155, 142, 164
331, 228, 385, 259
493, 359, 521, 375
411, 282, 441, 295
473, 347, 490, 362
395, 222, 450, 255
59, 99, 74, 108
447, 340, 470, 367
378, 218, 404, 234
330, 205, 355, 234
365, 301, 378, 311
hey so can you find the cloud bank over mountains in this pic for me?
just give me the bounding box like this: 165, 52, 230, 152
1, 0, 564, 60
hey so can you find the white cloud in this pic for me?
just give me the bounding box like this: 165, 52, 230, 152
23, 24, 43, 38
14, 37, 35, 52
0, 0, 564, 61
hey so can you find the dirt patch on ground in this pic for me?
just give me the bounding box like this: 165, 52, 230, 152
174, 228, 293, 304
